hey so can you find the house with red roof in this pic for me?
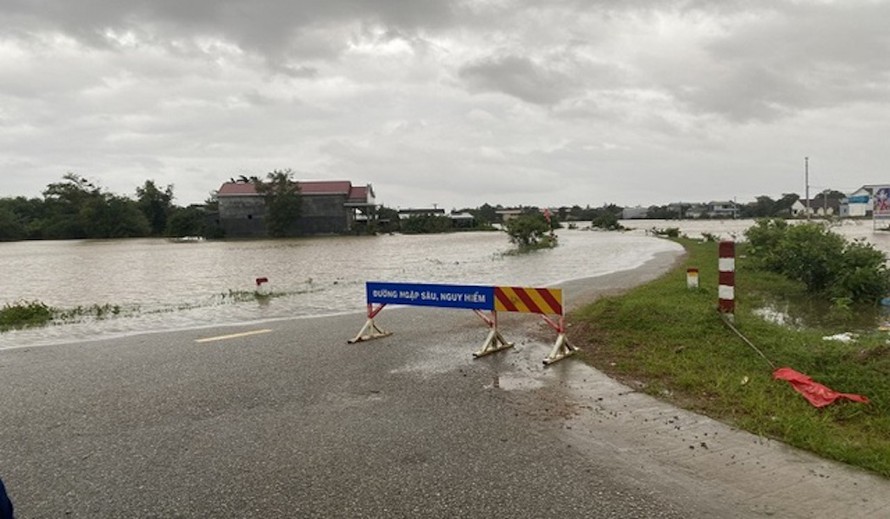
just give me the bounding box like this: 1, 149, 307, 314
217, 179, 376, 237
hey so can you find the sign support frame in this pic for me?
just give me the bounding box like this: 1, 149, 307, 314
472, 310, 514, 358
347, 304, 392, 344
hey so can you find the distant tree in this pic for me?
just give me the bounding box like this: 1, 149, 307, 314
505, 212, 550, 247
0, 196, 47, 241
401, 215, 452, 234
376, 206, 401, 233
81, 195, 150, 238
647, 205, 679, 220
255, 169, 301, 237
739, 196, 777, 218
0, 203, 26, 241
204, 191, 219, 212
470, 203, 498, 225
136, 180, 175, 236
166, 206, 207, 237
41, 173, 104, 239
774, 193, 800, 216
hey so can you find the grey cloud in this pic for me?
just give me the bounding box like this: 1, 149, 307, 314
676, 65, 810, 123
2, 0, 458, 59
458, 55, 578, 105
656, 2, 890, 121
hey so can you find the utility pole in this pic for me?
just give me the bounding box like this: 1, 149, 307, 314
805, 157, 810, 220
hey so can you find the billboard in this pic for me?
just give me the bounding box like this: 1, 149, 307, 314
874, 187, 890, 218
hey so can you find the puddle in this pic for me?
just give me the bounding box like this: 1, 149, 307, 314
752, 294, 889, 333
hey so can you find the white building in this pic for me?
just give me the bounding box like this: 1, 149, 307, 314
840, 186, 874, 218
621, 206, 648, 219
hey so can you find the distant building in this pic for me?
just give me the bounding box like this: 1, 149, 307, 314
448, 211, 476, 228
686, 204, 707, 219
841, 185, 877, 218
398, 208, 446, 220
707, 201, 738, 219
809, 192, 842, 217
621, 206, 648, 219
495, 209, 523, 222
217, 180, 376, 237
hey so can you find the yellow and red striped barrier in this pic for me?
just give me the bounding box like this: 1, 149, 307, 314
349, 281, 578, 365
494, 286, 563, 315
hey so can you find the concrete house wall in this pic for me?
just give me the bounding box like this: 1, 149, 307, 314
218, 194, 267, 237
217, 180, 373, 237
299, 194, 350, 234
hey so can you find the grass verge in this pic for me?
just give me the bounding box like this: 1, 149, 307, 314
569, 238, 890, 478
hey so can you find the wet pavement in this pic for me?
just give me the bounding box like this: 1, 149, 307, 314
1, 251, 888, 518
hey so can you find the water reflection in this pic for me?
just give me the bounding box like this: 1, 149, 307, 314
752, 292, 889, 333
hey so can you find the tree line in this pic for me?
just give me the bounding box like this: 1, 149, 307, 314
0, 173, 215, 241
0, 172, 848, 242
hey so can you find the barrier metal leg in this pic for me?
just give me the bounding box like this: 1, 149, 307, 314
541, 315, 579, 365
543, 333, 579, 365
473, 310, 514, 358
348, 304, 392, 344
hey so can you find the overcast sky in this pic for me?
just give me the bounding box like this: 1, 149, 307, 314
2, 0, 888, 210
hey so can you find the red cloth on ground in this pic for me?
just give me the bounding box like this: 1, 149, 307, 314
773, 367, 869, 408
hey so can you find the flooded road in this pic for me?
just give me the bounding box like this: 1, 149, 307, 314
3, 218, 887, 348
0, 230, 681, 348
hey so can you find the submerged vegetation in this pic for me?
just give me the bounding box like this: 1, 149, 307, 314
0, 301, 54, 331
572, 239, 890, 477
505, 212, 558, 252
0, 288, 312, 333
746, 219, 890, 304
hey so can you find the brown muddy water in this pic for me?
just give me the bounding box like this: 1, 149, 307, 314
3, 219, 889, 349
0, 230, 681, 349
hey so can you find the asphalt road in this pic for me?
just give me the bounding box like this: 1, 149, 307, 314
1, 252, 887, 518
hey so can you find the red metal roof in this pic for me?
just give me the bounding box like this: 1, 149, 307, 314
348, 185, 372, 203
218, 180, 360, 197
217, 182, 260, 196
299, 180, 353, 195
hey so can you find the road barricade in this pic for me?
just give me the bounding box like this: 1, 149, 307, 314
348, 281, 579, 365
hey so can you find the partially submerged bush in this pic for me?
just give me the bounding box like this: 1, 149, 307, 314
0, 301, 54, 330
651, 227, 680, 238
591, 212, 624, 231
746, 219, 890, 304
505, 213, 554, 248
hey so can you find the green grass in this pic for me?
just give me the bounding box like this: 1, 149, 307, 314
570, 238, 890, 477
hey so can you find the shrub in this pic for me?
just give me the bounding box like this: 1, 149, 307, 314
505, 213, 551, 247
652, 227, 680, 238
400, 215, 452, 234
591, 212, 624, 231
745, 219, 890, 304
745, 218, 788, 271
835, 239, 890, 302
0, 301, 54, 330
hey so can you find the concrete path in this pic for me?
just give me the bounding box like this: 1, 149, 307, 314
0, 251, 887, 518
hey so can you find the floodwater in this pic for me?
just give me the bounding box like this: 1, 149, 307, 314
4, 219, 889, 349
0, 230, 682, 349
620, 218, 890, 256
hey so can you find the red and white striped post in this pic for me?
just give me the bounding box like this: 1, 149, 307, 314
718, 241, 735, 319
